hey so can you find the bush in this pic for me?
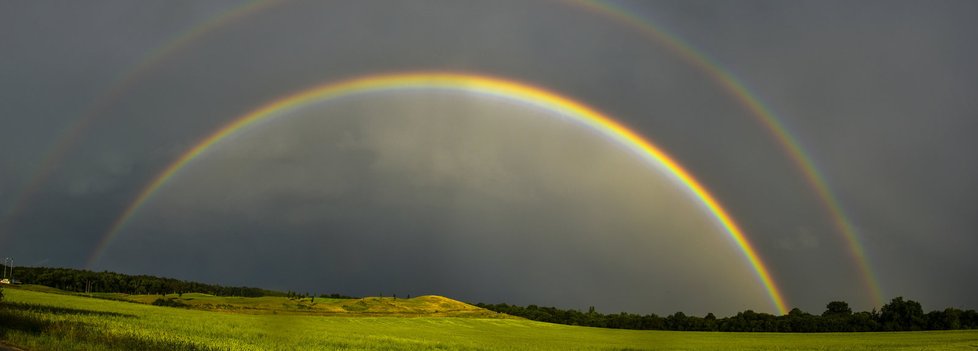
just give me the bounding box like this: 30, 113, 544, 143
151, 298, 188, 308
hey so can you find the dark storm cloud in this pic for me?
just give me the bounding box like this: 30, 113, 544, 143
633, 0, 978, 310
1, 0, 976, 315
96, 95, 769, 315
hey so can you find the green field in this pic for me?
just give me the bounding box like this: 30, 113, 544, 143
1, 287, 976, 351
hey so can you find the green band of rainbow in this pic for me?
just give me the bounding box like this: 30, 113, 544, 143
1, 0, 872, 310
575, 0, 884, 306
87, 72, 789, 314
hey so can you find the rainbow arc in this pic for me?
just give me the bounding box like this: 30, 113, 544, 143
575, 0, 884, 307
87, 72, 790, 314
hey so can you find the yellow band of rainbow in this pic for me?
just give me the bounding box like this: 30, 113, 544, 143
88, 71, 789, 314
573, 0, 882, 307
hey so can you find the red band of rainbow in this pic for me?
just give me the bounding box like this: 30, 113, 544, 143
87, 72, 790, 314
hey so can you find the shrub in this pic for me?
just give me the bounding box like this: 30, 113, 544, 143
151, 298, 188, 308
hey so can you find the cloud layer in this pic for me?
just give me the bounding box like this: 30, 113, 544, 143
2, 0, 976, 314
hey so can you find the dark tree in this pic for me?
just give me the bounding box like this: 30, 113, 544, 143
10, 265, 282, 297
666, 312, 689, 331
880, 297, 925, 331
925, 308, 962, 330
823, 301, 853, 317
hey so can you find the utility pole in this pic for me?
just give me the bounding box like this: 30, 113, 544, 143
2, 257, 11, 281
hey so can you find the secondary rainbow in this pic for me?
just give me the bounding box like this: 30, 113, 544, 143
572, 0, 884, 307
0, 0, 878, 309
88, 72, 789, 314
0, 0, 285, 242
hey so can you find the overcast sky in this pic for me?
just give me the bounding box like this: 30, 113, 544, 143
1, 0, 976, 316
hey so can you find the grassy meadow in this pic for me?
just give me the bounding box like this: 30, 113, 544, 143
1, 286, 977, 351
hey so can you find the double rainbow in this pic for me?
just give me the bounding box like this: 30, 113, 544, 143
4, 0, 877, 312
575, 0, 883, 306
87, 72, 790, 314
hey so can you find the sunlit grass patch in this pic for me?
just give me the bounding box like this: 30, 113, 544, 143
2, 288, 976, 351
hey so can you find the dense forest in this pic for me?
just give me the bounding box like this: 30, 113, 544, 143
2, 265, 283, 297
477, 299, 978, 332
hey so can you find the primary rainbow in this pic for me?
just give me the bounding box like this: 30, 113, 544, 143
88, 72, 789, 314
572, 0, 884, 307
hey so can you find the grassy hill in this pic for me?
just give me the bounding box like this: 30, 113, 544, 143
12, 284, 501, 317
2, 286, 977, 350
134, 293, 506, 317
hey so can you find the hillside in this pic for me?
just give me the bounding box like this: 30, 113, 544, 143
135, 293, 506, 317
2, 288, 976, 351
9, 284, 506, 318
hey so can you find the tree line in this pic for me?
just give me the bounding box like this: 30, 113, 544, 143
477, 298, 978, 332
5, 265, 283, 297
7, 264, 976, 332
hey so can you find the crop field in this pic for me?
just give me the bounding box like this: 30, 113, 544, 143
1, 287, 977, 351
